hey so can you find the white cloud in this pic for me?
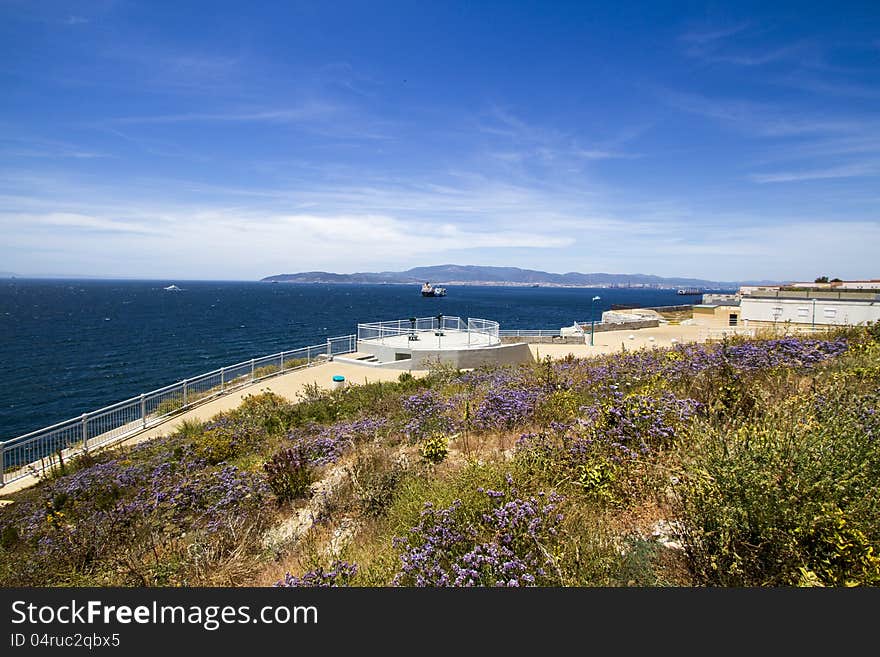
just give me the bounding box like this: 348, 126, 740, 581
3, 212, 161, 235
111, 103, 340, 125
679, 23, 750, 45
749, 163, 877, 183
662, 90, 863, 137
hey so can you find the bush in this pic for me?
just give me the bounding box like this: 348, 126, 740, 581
263, 444, 314, 503
673, 388, 880, 586
419, 434, 449, 464
347, 450, 408, 518
155, 396, 184, 417
275, 560, 358, 587
194, 414, 266, 464
391, 474, 564, 587
402, 390, 458, 440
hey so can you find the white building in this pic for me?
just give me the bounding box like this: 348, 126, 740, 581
787, 279, 880, 291
740, 288, 880, 328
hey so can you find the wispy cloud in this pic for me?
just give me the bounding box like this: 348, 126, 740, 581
749, 163, 878, 183
0, 148, 107, 159
97, 45, 248, 94
679, 21, 813, 68
13, 212, 161, 235
111, 103, 339, 125
0, 137, 111, 160
573, 149, 638, 160
105, 100, 396, 141
64, 16, 90, 26
0, 137, 109, 160
680, 23, 750, 45
776, 74, 880, 100
662, 90, 867, 136
753, 135, 880, 165
476, 106, 641, 173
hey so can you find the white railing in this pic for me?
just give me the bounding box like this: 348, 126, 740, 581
466, 317, 500, 341
357, 317, 438, 341
0, 334, 357, 487
499, 329, 562, 337
357, 316, 500, 344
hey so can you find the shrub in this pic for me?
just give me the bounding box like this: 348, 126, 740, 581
473, 386, 541, 432
392, 474, 564, 587
282, 357, 309, 371
263, 444, 314, 502
275, 560, 358, 587
0, 441, 270, 586
253, 364, 280, 378
402, 390, 458, 440
347, 450, 408, 518
673, 389, 880, 586
155, 396, 184, 417
535, 389, 581, 424
577, 391, 702, 458
194, 414, 266, 464
419, 434, 449, 464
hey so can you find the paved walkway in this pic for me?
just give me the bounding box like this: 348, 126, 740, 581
1, 361, 427, 496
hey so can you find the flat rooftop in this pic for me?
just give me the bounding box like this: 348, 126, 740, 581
359, 328, 496, 350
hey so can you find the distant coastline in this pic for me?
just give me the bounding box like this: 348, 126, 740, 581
261, 264, 774, 289
264, 279, 736, 291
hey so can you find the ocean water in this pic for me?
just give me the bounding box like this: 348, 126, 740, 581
0, 279, 706, 440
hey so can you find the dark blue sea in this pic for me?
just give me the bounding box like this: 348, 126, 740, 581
0, 279, 715, 440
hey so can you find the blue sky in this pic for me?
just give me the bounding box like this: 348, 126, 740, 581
1, 1, 878, 281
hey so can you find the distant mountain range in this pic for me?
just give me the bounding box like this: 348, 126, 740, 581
261, 264, 779, 288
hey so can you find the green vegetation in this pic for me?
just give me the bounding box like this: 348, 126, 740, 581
2, 326, 879, 587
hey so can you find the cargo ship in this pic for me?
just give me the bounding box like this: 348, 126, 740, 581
421, 282, 447, 297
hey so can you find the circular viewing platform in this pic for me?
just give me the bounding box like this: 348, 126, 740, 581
357, 316, 500, 350
345, 316, 529, 370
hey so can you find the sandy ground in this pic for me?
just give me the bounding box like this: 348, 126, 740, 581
528, 323, 705, 360
2, 322, 709, 496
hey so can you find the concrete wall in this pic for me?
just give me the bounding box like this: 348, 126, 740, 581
702, 293, 739, 305
592, 318, 659, 332
640, 304, 694, 312
746, 289, 880, 301
741, 297, 880, 326
789, 281, 880, 290
561, 318, 659, 337
692, 305, 741, 328
609, 304, 693, 312
501, 335, 584, 344
357, 340, 534, 369
601, 310, 659, 324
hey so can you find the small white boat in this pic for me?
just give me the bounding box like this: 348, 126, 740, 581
163, 284, 182, 292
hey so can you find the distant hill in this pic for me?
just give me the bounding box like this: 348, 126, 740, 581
0, 271, 17, 278
261, 264, 777, 288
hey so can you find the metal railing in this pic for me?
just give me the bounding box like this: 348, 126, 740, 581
466, 317, 500, 341
499, 329, 562, 337
357, 316, 500, 344
1, 334, 357, 487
